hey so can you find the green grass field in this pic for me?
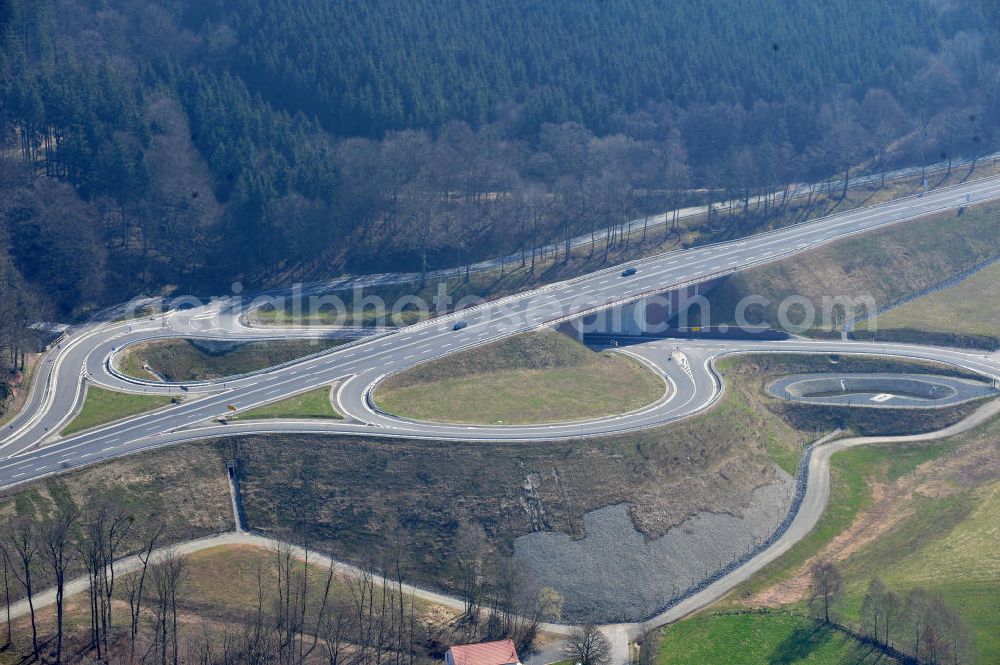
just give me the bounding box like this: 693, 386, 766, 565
118, 338, 347, 382
656, 611, 897, 664
61, 385, 175, 435
373, 329, 665, 424
730, 439, 959, 601
235, 385, 341, 420
701, 201, 1000, 335
716, 405, 1000, 663
857, 260, 1000, 348
836, 478, 1000, 661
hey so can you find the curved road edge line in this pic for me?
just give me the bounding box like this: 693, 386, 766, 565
356, 347, 675, 429
5, 396, 1000, 664
627, 395, 1000, 634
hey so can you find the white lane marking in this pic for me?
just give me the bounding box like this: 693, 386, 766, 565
9, 178, 1000, 463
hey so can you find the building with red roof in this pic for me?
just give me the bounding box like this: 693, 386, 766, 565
445, 640, 522, 665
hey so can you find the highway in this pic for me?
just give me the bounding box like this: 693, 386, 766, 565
4, 173, 1000, 470
2, 172, 1000, 661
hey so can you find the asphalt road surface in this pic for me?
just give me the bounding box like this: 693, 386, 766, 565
3, 173, 1000, 663
5, 174, 1000, 464
768, 372, 999, 408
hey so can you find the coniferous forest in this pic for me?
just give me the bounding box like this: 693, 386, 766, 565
1, 0, 1000, 330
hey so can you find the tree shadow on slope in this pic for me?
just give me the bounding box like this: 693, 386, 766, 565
768, 622, 895, 664
768, 623, 837, 663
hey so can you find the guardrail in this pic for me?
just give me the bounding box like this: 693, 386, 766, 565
548, 174, 1000, 335
233, 169, 1000, 364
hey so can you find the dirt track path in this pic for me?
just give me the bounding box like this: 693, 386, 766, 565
10, 399, 1000, 665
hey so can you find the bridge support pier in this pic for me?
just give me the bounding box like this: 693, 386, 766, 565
556, 277, 724, 339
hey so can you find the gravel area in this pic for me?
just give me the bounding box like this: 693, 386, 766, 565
513, 466, 794, 623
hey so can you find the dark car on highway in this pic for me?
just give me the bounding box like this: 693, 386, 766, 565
621, 267, 637, 277
453, 320, 467, 330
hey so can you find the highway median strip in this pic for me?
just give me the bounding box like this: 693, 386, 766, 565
61, 385, 176, 437
230, 384, 342, 420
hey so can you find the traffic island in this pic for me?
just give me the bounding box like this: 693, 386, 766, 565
768, 372, 998, 409
372, 328, 666, 425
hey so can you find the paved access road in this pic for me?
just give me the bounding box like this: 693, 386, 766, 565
3, 174, 1000, 482
768, 372, 998, 408
1, 174, 1000, 664
8, 385, 1000, 665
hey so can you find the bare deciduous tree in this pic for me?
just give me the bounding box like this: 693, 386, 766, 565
633, 628, 660, 665
563, 624, 612, 665
861, 576, 887, 642
6, 516, 40, 658
150, 550, 187, 665
539, 587, 564, 623
126, 520, 164, 660
40, 503, 80, 665
454, 520, 488, 622
1, 542, 12, 648
808, 560, 843, 624
904, 587, 931, 661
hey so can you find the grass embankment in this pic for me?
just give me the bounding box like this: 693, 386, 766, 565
235, 360, 798, 593
0, 351, 40, 426
701, 200, 1000, 336
0, 441, 233, 604
373, 329, 665, 424
692, 402, 1000, 663
856, 260, 1000, 349
235, 385, 342, 420
656, 611, 898, 664
255, 293, 430, 327
237, 354, 970, 596
61, 385, 175, 436
118, 337, 346, 382
730, 439, 959, 601
833, 471, 1000, 661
